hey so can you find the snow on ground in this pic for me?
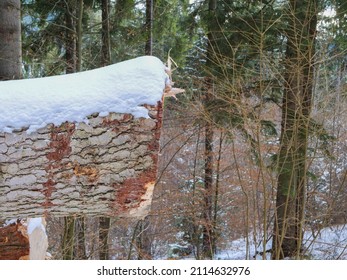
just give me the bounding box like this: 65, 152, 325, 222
215, 224, 347, 260
305, 224, 347, 259
0, 56, 169, 134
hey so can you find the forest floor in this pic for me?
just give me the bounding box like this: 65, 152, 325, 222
215, 224, 347, 260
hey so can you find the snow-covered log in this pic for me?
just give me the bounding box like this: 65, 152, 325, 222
0, 56, 168, 219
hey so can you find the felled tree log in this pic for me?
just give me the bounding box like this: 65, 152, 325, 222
0, 56, 174, 259
0, 103, 162, 220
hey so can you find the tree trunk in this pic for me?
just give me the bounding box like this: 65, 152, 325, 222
136, 217, 152, 259
145, 0, 153, 55
62, 216, 75, 260
76, 0, 84, 72
0, 0, 22, 80
75, 217, 87, 259
101, 0, 111, 66
212, 131, 223, 254
99, 217, 110, 260
201, 0, 218, 260
202, 111, 214, 259
272, 0, 318, 259
65, 1, 76, 74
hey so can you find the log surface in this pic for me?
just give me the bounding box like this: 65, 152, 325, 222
0, 103, 162, 219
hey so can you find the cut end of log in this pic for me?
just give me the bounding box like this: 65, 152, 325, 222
126, 181, 155, 220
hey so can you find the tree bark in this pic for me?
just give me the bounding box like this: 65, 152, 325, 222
99, 217, 110, 260
212, 131, 223, 254
201, 0, 218, 260
202, 110, 214, 259
76, 0, 84, 72
75, 217, 87, 259
101, 0, 111, 66
0, 0, 22, 80
0, 107, 162, 219
62, 216, 75, 259
272, 0, 318, 259
136, 217, 152, 259
145, 0, 153, 55
65, 1, 76, 74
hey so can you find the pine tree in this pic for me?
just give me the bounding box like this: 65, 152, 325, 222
0, 0, 22, 80
272, 0, 318, 259
101, 0, 111, 66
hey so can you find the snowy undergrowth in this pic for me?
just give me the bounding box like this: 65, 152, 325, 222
214, 224, 347, 260
304, 224, 347, 259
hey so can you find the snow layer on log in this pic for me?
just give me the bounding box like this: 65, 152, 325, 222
0, 56, 168, 133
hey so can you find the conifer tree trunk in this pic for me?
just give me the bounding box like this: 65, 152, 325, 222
212, 132, 223, 254
136, 217, 152, 259
99, 217, 110, 260
201, 0, 218, 260
145, 0, 153, 55
101, 0, 111, 66
0, 0, 22, 80
76, 0, 84, 72
62, 217, 75, 260
272, 0, 318, 259
75, 218, 87, 259
202, 110, 213, 259
65, 1, 76, 74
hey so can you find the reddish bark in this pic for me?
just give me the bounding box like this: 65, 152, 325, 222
42, 123, 75, 208
113, 101, 163, 214
46, 123, 75, 162
0, 221, 29, 260
114, 168, 156, 212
